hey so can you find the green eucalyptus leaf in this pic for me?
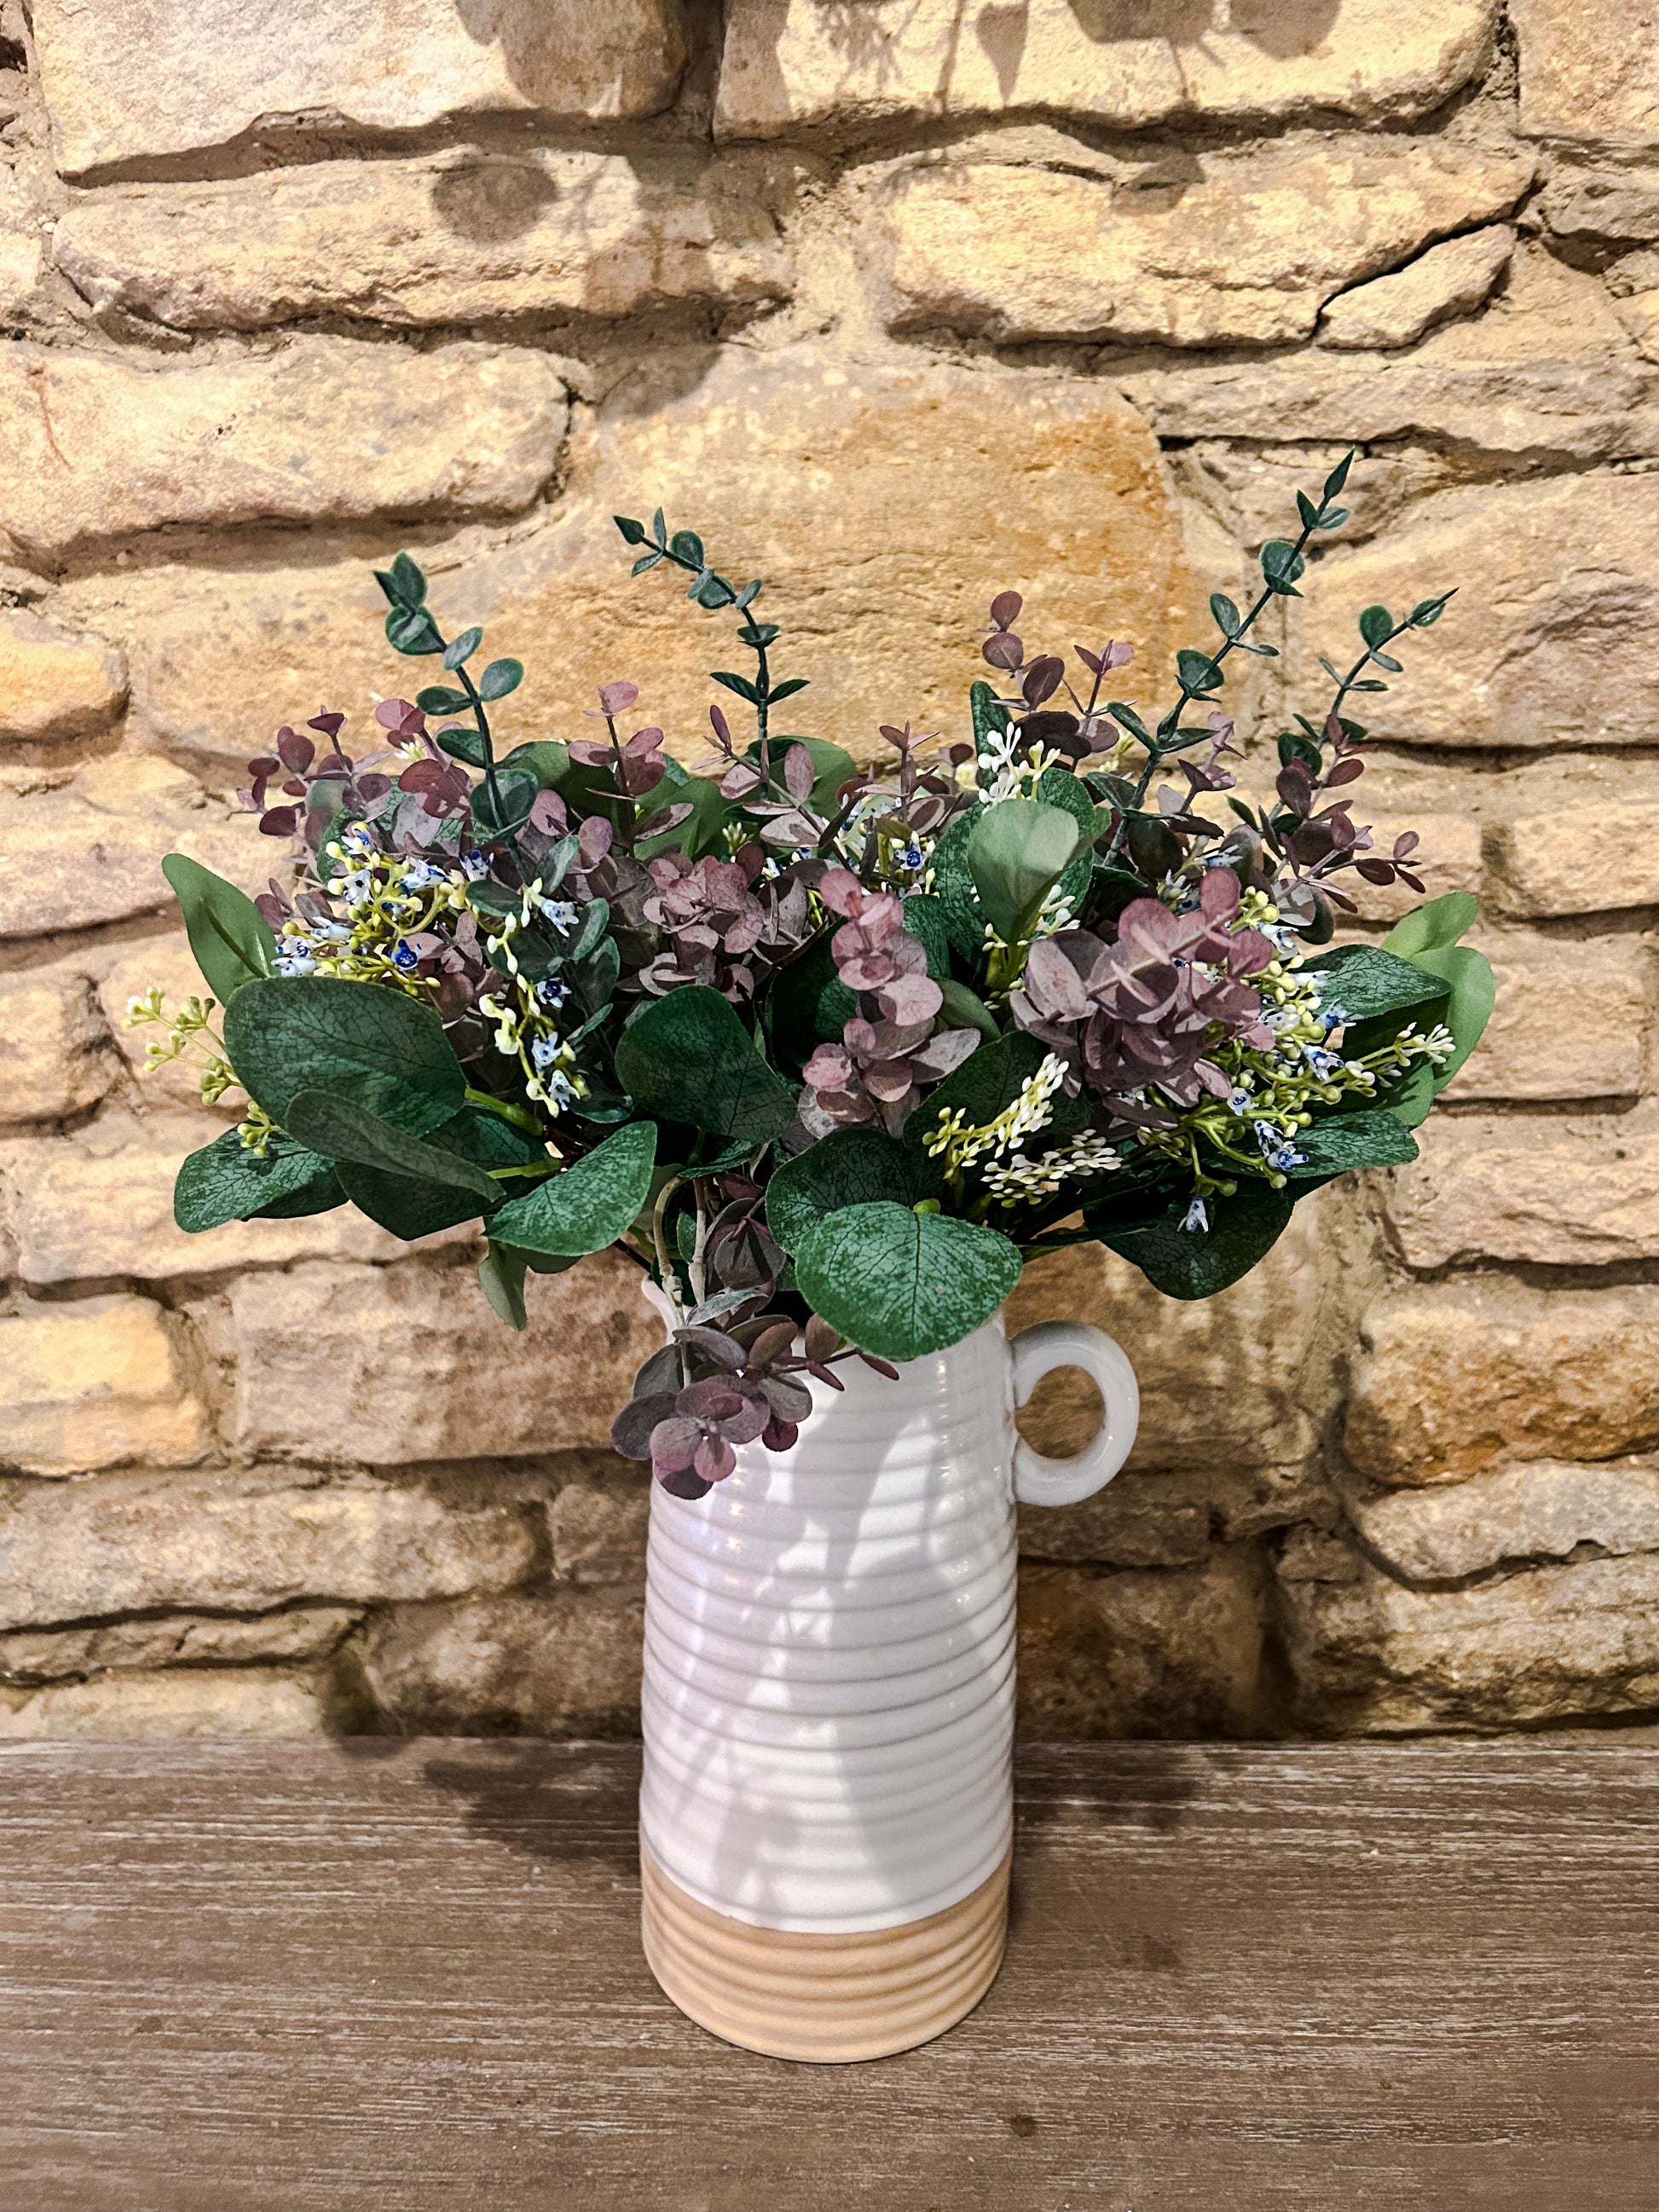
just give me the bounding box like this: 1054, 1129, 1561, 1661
161, 854, 276, 1002
1094, 1183, 1295, 1300
478, 658, 523, 702
442, 627, 483, 670
1359, 605, 1395, 649
1210, 592, 1242, 638
1382, 892, 1479, 959
173, 1128, 339, 1233
938, 975, 999, 1040
1176, 647, 1224, 695
500, 740, 569, 789
283, 1090, 500, 1198
335, 1104, 540, 1240
899, 892, 951, 980
470, 766, 538, 840
614, 515, 647, 547
1286, 1110, 1419, 1179
478, 1242, 529, 1330
385, 605, 443, 657
614, 986, 795, 1146
766, 1128, 945, 1254
1260, 539, 1305, 596
374, 552, 426, 610
488, 1122, 656, 1259
668, 529, 704, 567
223, 976, 465, 1137
792, 1202, 1023, 1361
436, 724, 491, 770
1300, 944, 1451, 1024
417, 684, 470, 715
1397, 942, 1495, 1091
970, 677, 1009, 751
768, 933, 854, 1071
965, 800, 1081, 944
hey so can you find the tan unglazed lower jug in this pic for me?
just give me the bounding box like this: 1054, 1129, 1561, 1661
639, 1311, 1139, 2063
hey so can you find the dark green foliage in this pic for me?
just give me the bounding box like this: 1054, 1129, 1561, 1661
614, 987, 795, 1146
173, 1129, 339, 1233
488, 1122, 656, 1258
792, 1203, 1023, 1360
766, 1128, 945, 1254
223, 976, 466, 1137
161, 856, 275, 1002
1094, 1185, 1296, 1301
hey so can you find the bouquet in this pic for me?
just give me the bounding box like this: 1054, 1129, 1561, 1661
140, 451, 1493, 1499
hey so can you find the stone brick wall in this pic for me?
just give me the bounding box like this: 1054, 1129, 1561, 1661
2, 0, 1654, 1741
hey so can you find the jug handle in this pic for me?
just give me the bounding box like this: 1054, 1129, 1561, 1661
1009, 1320, 1139, 1508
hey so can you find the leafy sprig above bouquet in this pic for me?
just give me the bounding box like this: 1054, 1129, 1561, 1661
144, 452, 1494, 1497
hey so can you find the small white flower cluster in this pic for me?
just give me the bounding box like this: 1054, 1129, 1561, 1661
980, 1129, 1120, 1209
957, 723, 1064, 808
477, 872, 584, 1113
924, 1051, 1068, 1177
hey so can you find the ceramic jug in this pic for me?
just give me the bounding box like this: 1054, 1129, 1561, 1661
639, 1311, 1138, 2062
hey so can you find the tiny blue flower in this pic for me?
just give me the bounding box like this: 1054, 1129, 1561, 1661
1302, 1043, 1342, 1078
404, 859, 447, 888
899, 842, 924, 871
536, 979, 569, 1012
461, 850, 488, 881
539, 898, 579, 931
1253, 1119, 1281, 1154
1268, 1142, 1306, 1172
275, 951, 317, 978
1320, 1001, 1349, 1032
1228, 1088, 1252, 1116
530, 1035, 562, 1070
391, 942, 419, 973
1178, 1197, 1209, 1234
340, 869, 372, 905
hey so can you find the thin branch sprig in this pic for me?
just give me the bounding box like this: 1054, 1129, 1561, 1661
1102, 451, 1357, 861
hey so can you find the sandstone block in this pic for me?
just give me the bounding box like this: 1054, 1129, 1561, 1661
1539, 165, 1659, 241
55, 149, 787, 332
82, 348, 1209, 781
1280, 1530, 1659, 1731
1016, 1551, 1268, 1738
228, 1255, 658, 1464
1513, 0, 1659, 148
1319, 226, 1513, 351
1345, 1283, 1659, 1484
0, 1295, 206, 1479
1284, 471, 1659, 749
1383, 1119, 1659, 1268
1014, 1465, 1211, 1571
548, 1473, 650, 1585
0, 1604, 361, 1683
1008, 1198, 1340, 1472
0, 609, 124, 745
0, 754, 305, 939
0, 1468, 538, 1630
0, 1668, 331, 1740
1616, 288, 1659, 364
32, 0, 688, 176
0, 963, 116, 1125
0, 1110, 431, 1284
717, 0, 1493, 139
1349, 1458, 1659, 1585
1488, 801, 1659, 915
356, 1588, 644, 1735
1448, 943, 1648, 1101
886, 141, 1532, 349
0, 338, 565, 563
1121, 245, 1658, 466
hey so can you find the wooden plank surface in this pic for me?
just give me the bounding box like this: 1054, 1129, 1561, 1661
1, 1741, 1654, 2212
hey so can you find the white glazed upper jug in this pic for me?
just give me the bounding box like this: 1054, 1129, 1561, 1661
639, 1312, 1138, 1969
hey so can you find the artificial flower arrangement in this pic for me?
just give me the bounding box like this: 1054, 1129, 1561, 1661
141, 452, 1493, 1499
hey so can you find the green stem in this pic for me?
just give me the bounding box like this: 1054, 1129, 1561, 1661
465, 1085, 546, 1138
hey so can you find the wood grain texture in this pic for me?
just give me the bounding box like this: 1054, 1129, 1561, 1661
1, 1741, 1655, 2212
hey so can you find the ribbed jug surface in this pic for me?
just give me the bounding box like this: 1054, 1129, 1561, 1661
639, 1318, 1018, 1934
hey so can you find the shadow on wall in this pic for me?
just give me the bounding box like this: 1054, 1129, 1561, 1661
448, 0, 689, 114
726, 0, 1345, 108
